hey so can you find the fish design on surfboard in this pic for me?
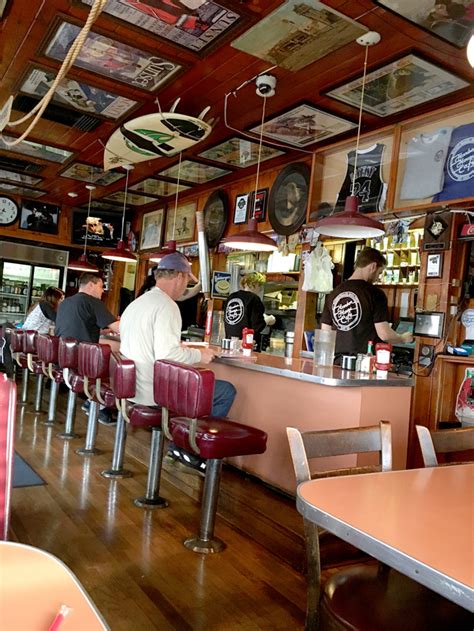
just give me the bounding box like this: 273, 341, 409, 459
104, 98, 212, 170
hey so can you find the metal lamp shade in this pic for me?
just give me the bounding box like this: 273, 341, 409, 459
315, 195, 385, 239
223, 218, 277, 252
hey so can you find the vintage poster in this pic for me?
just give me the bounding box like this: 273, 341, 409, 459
0, 134, 73, 163
159, 159, 230, 183
165, 201, 196, 242
130, 178, 190, 197
199, 137, 284, 167
60, 162, 124, 186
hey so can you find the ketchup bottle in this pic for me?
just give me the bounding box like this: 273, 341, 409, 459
242, 327, 254, 355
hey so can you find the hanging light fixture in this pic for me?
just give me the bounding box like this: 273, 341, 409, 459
467, 33, 474, 68
102, 164, 137, 263
68, 183, 99, 273
315, 32, 385, 239
223, 79, 277, 252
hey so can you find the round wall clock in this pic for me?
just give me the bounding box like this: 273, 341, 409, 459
203, 190, 228, 248
268, 163, 310, 236
0, 196, 19, 226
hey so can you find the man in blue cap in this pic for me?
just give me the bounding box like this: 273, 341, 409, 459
120, 252, 236, 473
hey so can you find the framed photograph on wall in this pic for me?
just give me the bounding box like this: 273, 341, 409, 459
426, 253, 443, 278
250, 188, 268, 222
165, 201, 196, 243
19, 200, 59, 235
140, 207, 164, 251
234, 193, 249, 225
71, 208, 125, 246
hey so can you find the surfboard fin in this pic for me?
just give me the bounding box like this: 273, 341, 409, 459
169, 98, 181, 113
197, 105, 211, 120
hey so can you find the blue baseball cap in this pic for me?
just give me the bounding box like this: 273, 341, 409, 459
157, 252, 198, 283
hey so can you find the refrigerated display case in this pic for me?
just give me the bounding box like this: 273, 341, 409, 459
0, 241, 68, 325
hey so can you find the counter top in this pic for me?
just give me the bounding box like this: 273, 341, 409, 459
214, 352, 414, 388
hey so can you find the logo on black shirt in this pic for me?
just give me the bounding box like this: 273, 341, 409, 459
225, 298, 244, 325
332, 291, 362, 331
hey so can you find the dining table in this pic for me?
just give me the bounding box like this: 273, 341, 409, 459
0, 541, 109, 630
297, 463, 474, 612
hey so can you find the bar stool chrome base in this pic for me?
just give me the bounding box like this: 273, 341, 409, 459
134, 496, 168, 508
57, 431, 79, 440
101, 467, 132, 479
75, 447, 102, 456
57, 390, 78, 441
101, 413, 131, 479
76, 401, 100, 456
183, 536, 226, 554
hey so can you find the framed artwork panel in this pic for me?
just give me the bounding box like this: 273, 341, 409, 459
426, 253, 443, 278
0, 169, 42, 185
199, 137, 284, 168
165, 201, 197, 243
0, 182, 45, 198
203, 189, 228, 248
60, 162, 124, 186
0, 134, 73, 163
250, 188, 268, 222
326, 54, 469, 117
130, 178, 191, 198
268, 163, 310, 236
80, 0, 241, 53
158, 160, 231, 184
71, 208, 126, 245
19, 66, 139, 120
250, 103, 356, 148
103, 191, 157, 206
234, 193, 249, 225
140, 208, 164, 251
19, 200, 59, 235
45, 19, 181, 92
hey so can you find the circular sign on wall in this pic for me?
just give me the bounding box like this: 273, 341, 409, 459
203, 189, 229, 248
268, 162, 310, 236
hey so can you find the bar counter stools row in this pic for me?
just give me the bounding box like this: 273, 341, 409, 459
10, 332, 268, 554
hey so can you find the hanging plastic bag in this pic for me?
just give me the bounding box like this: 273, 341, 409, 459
455, 368, 474, 427
302, 243, 334, 293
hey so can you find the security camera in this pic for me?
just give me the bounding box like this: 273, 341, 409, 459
255, 74, 277, 98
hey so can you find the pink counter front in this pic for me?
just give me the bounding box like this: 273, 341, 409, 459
211, 354, 414, 495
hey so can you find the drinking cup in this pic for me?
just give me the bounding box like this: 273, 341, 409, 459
313, 329, 336, 367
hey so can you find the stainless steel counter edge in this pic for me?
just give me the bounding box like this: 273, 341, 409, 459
214, 355, 414, 387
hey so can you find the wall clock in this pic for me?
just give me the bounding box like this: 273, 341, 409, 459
268, 163, 310, 236
203, 190, 228, 248
0, 196, 19, 226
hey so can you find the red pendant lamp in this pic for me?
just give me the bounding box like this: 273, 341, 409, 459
315, 32, 385, 240
68, 184, 99, 273
102, 164, 137, 263
223, 86, 277, 252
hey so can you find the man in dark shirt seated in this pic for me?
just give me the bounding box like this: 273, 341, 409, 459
56, 273, 120, 423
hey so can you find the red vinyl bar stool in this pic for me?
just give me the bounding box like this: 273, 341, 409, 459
9, 329, 28, 404
75, 342, 113, 456
154, 360, 268, 554
36, 334, 61, 426
57, 338, 82, 440
23, 330, 44, 413
101, 351, 135, 480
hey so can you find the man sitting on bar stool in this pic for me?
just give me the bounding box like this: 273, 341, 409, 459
55, 273, 120, 424
119, 252, 236, 474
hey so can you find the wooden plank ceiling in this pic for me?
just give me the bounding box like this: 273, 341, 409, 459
0, 0, 472, 213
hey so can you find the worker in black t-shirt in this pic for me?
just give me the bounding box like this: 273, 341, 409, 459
224, 272, 275, 350
321, 247, 413, 361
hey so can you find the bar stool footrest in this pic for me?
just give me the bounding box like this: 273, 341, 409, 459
134, 496, 168, 509
75, 447, 102, 456
101, 468, 132, 479
184, 536, 226, 554
57, 431, 80, 440
41, 419, 55, 426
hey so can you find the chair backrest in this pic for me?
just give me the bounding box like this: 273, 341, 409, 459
36, 334, 59, 365
154, 360, 214, 418
23, 330, 38, 354
109, 352, 136, 400
0, 374, 16, 540
77, 342, 111, 379
415, 425, 474, 467
287, 422, 392, 486
58, 338, 79, 369
9, 329, 24, 354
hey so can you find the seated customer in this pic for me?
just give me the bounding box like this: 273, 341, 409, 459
23, 287, 64, 334
120, 252, 236, 473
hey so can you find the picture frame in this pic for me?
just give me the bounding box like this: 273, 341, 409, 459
71, 208, 126, 246
0, 168, 42, 186
19, 200, 59, 235
426, 253, 443, 278
165, 201, 197, 243
234, 193, 249, 225
268, 163, 310, 236
60, 162, 124, 186
80, 0, 241, 54
158, 160, 231, 185
211, 271, 231, 299
203, 189, 229, 248
0, 182, 45, 198
102, 191, 158, 206
44, 19, 182, 93
129, 178, 191, 198
19, 66, 139, 121
0, 133, 73, 164
326, 54, 469, 117
250, 103, 356, 148
199, 137, 284, 168
250, 188, 268, 222
374, 1, 472, 49
140, 207, 164, 251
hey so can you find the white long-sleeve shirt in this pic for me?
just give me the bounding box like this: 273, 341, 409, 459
119, 287, 201, 405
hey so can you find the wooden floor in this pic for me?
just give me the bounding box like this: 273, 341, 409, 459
10, 386, 308, 630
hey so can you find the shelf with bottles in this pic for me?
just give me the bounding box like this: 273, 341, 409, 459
0, 281, 29, 296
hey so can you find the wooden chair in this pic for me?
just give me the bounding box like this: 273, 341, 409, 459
415, 425, 474, 467
287, 423, 472, 630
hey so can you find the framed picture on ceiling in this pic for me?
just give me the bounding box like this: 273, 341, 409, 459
165, 201, 196, 243
140, 207, 164, 251
326, 54, 469, 117
250, 188, 268, 222
60, 162, 124, 186
199, 137, 284, 168
374, 1, 472, 48
19, 200, 59, 235
158, 160, 231, 184
18, 66, 139, 120
79, 0, 241, 53
0, 183, 45, 198
234, 193, 249, 225
268, 163, 310, 236
0, 133, 73, 163
44, 19, 182, 92
129, 178, 191, 198
0, 169, 42, 186
250, 103, 356, 148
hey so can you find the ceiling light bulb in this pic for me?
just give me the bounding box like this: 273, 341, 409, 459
467, 33, 474, 68
68, 192, 78, 198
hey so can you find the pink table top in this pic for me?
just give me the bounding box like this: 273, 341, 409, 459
0, 542, 109, 630
297, 464, 474, 611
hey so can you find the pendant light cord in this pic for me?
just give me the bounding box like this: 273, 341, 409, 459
253, 96, 267, 215
171, 152, 182, 241
83, 183, 94, 256
351, 42, 370, 197
120, 166, 131, 241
